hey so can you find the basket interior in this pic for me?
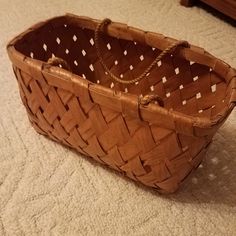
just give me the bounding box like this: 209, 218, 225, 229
14, 18, 228, 119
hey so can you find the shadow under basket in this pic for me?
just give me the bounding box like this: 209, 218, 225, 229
7, 14, 236, 193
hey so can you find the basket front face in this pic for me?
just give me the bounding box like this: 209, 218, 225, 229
12, 61, 211, 193
8, 15, 235, 193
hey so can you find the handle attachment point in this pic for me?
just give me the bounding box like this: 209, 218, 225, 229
139, 94, 164, 107
47, 56, 71, 71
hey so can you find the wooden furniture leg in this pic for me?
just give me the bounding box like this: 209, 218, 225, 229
180, 0, 196, 7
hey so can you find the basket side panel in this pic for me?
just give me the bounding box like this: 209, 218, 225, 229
13, 65, 211, 193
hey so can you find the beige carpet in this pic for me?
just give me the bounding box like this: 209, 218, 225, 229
0, 0, 236, 235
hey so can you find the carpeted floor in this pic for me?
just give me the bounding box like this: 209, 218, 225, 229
0, 0, 236, 235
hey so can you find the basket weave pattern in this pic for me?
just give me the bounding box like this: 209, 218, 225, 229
7, 14, 236, 193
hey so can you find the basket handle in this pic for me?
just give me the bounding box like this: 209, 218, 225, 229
94, 18, 190, 85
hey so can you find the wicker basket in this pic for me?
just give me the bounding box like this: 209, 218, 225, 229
7, 14, 236, 193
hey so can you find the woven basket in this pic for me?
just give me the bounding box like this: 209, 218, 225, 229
7, 14, 236, 193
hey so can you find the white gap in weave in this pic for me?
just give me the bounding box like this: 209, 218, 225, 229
129, 65, 133, 70
211, 157, 219, 165
82, 74, 86, 79
135, 81, 139, 85
196, 92, 201, 99
150, 85, 154, 91
43, 43, 47, 51
146, 72, 150, 77
59, 64, 62, 68
73, 35, 77, 42
210, 68, 213, 72
212, 105, 216, 108
64, 24, 67, 27
182, 100, 187, 105
157, 60, 162, 67
162, 76, 167, 83
191, 177, 198, 184
134, 41, 137, 45
152, 47, 156, 51
221, 166, 230, 174
125, 88, 128, 93
120, 74, 124, 78
74, 60, 78, 66
56, 37, 61, 44
179, 84, 184, 90
175, 67, 180, 75
97, 80, 100, 84
82, 49, 86, 56
171, 54, 173, 57
105, 71, 108, 75
190, 61, 195, 65
198, 109, 203, 113
208, 173, 216, 181
89, 64, 94, 71
52, 53, 55, 58
140, 55, 144, 61
90, 38, 94, 45
222, 99, 225, 103
107, 43, 111, 50
114, 60, 118, 65
65, 49, 69, 54
193, 76, 198, 81
124, 50, 127, 56
211, 84, 216, 92
30, 52, 34, 58
110, 82, 114, 88
166, 92, 170, 97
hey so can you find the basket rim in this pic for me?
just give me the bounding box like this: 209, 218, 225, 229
6, 14, 236, 137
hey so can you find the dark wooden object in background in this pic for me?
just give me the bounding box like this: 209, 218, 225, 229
180, 0, 236, 20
